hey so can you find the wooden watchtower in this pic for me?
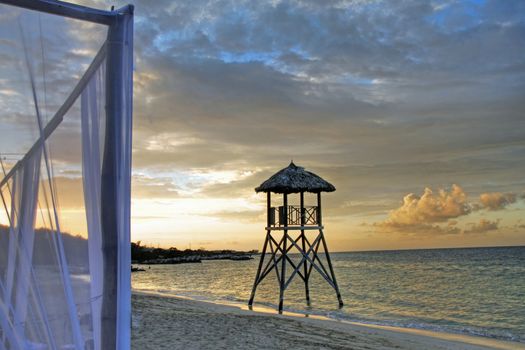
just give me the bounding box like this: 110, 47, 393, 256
249, 162, 343, 313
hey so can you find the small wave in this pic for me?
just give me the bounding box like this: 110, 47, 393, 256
321, 312, 524, 344
132, 287, 524, 344
163, 292, 524, 343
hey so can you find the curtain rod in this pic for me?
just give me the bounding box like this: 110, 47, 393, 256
0, 0, 133, 26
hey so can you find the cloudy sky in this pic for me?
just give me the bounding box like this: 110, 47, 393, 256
1, 0, 524, 251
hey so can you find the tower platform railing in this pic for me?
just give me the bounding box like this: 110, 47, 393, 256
268, 205, 320, 227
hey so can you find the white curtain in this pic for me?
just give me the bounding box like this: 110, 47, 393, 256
81, 61, 105, 350
0, 56, 129, 349
11, 150, 41, 339
1, 150, 41, 348
0, 7, 133, 350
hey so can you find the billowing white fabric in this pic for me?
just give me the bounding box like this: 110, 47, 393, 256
81, 62, 105, 350
11, 150, 41, 339
1, 150, 41, 348
4, 176, 18, 326
0, 17, 132, 350
0, 106, 93, 350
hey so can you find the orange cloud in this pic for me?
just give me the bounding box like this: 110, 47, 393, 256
376, 221, 461, 235
373, 184, 525, 236
375, 185, 524, 235
464, 219, 499, 234
479, 192, 517, 211
383, 184, 471, 226
373, 185, 471, 234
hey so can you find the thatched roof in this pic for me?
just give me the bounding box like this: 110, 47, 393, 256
255, 162, 336, 194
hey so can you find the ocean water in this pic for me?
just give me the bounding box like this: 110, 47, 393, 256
132, 246, 525, 343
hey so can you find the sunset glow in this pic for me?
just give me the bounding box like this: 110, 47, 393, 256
1, 0, 524, 252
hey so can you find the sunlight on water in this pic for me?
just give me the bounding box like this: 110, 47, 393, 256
132, 246, 525, 343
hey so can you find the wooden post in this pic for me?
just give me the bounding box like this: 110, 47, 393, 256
317, 192, 322, 225
279, 193, 288, 313
320, 231, 343, 307
248, 192, 271, 307
268, 192, 271, 228
317, 192, 343, 307
248, 233, 269, 307
101, 10, 130, 349
300, 192, 310, 305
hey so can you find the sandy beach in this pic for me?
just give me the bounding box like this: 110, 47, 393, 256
131, 291, 524, 350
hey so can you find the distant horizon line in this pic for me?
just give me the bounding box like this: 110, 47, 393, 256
332, 244, 525, 254
132, 242, 525, 253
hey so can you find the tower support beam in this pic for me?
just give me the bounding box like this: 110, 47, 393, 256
300, 191, 310, 305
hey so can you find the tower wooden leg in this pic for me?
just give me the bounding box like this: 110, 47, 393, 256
320, 231, 343, 307
248, 230, 270, 308
301, 232, 310, 306
278, 232, 287, 314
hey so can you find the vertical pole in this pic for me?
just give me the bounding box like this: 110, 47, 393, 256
279, 193, 288, 313
101, 9, 132, 349
248, 233, 269, 308
317, 193, 343, 307
317, 192, 322, 226
300, 192, 310, 305
267, 192, 271, 231
248, 192, 271, 307
320, 231, 343, 307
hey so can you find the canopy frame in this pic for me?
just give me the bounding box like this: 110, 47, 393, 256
0, 0, 119, 25
0, 1, 134, 349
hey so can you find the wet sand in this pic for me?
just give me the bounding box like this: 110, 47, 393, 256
131, 291, 524, 350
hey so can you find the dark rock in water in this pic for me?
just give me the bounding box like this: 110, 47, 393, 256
131, 266, 146, 272
138, 253, 253, 264
142, 255, 202, 265
201, 253, 253, 261
229, 255, 253, 261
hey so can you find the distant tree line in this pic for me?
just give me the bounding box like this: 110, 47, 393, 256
131, 241, 258, 263
0, 225, 257, 266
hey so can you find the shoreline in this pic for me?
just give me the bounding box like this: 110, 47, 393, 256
132, 290, 524, 350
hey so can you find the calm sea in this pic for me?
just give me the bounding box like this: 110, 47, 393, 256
132, 246, 525, 343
